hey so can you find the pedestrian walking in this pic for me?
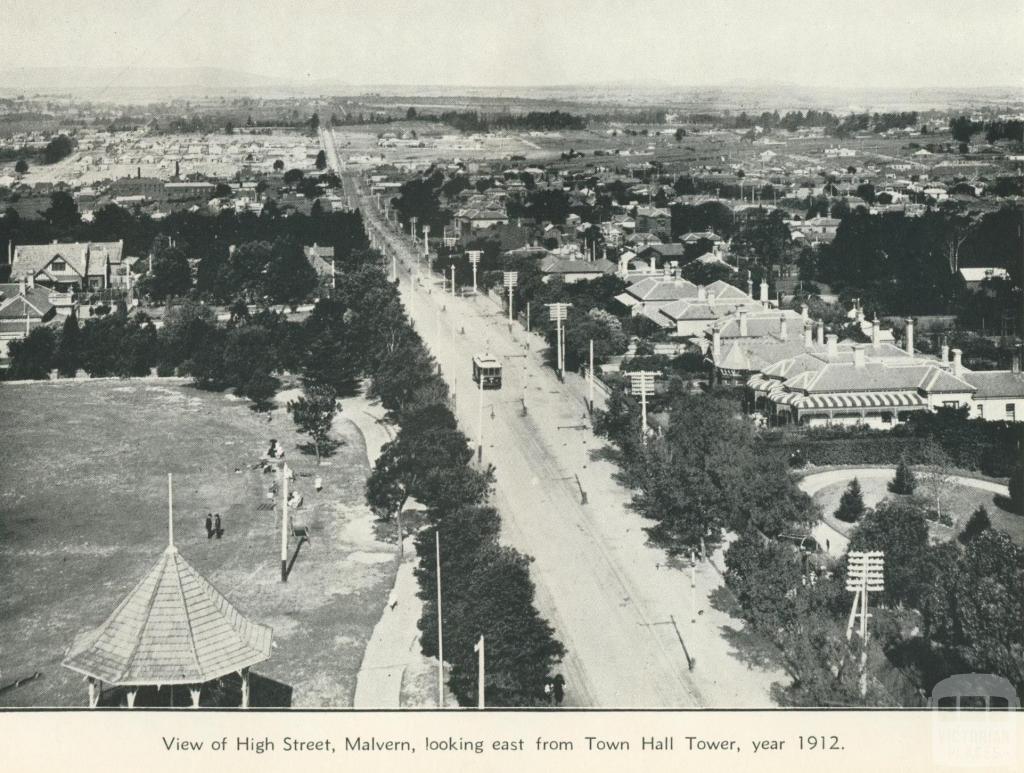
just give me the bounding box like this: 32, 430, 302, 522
543, 679, 553, 706
214, 513, 222, 539
552, 674, 565, 706
204, 513, 213, 539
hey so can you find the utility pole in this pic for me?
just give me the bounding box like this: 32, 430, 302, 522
450, 263, 456, 296
410, 216, 418, 241
845, 551, 884, 698
474, 635, 485, 709
281, 462, 290, 582
690, 550, 697, 624
435, 531, 444, 708
477, 375, 484, 462
546, 302, 571, 376
467, 250, 481, 294
627, 370, 660, 444
588, 338, 595, 413
503, 271, 518, 325
423, 224, 431, 259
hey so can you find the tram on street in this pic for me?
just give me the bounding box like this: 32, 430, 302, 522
472, 354, 503, 389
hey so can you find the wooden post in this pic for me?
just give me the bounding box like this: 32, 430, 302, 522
240, 668, 250, 709
87, 677, 98, 709
281, 464, 289, 582
476, 635, 485, 709
127, 689, 137, 709
588, 339, 595, 412
189, 686, 201, 708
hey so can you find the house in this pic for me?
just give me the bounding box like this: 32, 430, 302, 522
657, 281, 761, 338
635, 242, 687, 269
958, 267, 1010, 294
634, 206, 671, 239
538, 254, 616, 284
10, 240, 126, 292
0, 279, 58, 362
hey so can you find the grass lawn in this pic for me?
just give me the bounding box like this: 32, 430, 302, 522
812, 475, 1024, 546
0, 380, 396, 707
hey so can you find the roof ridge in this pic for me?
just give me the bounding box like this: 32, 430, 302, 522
117, 549, 170, 683
171, 550, 206, 682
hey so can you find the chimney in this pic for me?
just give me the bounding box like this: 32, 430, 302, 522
739, 310, 748, 337
697, 285, 707, 301
826, 333, 838, 358
712, 328, 721, 362
137, 166, 141, 179
7, 241, 12, 264
904, 318, 914, 355
779, 314, 788, 341
952, 348, 963, 377
800, 303, 809, 322
1012, 345, 1022, 373
229, 244, 236, 257
853, 344, 866, 368
871, 318, 880, 347
804, 322, 813, 348
28, 273, 34, 289
747, 277, 754, 298
941, 344, 949, 366
759, 280, 768, 303
19, 276, 26, 295
817, 321, 825, 346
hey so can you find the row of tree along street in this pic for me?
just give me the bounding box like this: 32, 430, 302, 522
593, 382, 1024, 705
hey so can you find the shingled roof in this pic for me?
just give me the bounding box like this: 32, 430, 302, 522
63, 546, 272, 686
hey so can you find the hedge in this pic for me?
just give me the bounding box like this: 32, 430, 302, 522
761, 435, 933, 467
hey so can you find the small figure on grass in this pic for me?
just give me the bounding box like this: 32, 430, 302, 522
205, 513, 213, 539
214, 513, 223, 539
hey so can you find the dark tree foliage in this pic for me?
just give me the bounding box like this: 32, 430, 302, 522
888, 459, 917, 495
7, 326, 56, 380
958, 506, 991, 545
55, 311, 81, 377
834, 478, 866, 523
848, 500, 932, 608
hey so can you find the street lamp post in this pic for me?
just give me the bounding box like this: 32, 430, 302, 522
450, 264, 456, 297
467, 250, 482, 294
546, 302, 571, 376
477, 375, 484, 462
474, 635, 485, 709
503, 271, 518, 325
435, 531, 444, 707
410, 216, 418, 241
423, 224, 431, 259
627, 370, 660, 444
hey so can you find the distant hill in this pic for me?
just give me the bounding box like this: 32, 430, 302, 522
0, 66, 285, 93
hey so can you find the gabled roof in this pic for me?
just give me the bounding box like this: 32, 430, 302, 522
637, 242, 687, 257
539, 255, 616, 275
801, 362, 976, 395
961, 371, 1024, 399
679, 231, 724, 244
63, 546, 272, 686
11, 241, 124, 280
705, 280, 749, 301
718, 309, 805, 340
0, 284, 55, 319
623, 276, 701, 303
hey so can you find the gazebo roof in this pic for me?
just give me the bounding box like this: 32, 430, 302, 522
63, 546, 272, 686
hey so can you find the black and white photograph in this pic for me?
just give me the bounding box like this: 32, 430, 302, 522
0, 0, 1022, 768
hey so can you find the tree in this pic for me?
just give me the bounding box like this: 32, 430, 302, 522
145, 245, 192, 301
958, 506, 991, 544
42, 191, 79, 231
314, 150, 327, 170
7, 327, 56, 379
213, 182, 232, 199
308, 112, 320, 133
265, 237, 318, 306
918, 441, 957, 522
888, 460, 917, 495
922, 529, 1024, 692
14, 159, 28, 174
287, 382, 338, 462
55, 311, 81, 377
835, 478, 866, 523
848, 499, 931, 607
273, 159, 285, 171
158, 300, 216, 372
406, 106, 418, 120
283, 168, 304, 186
41, 134, 74, 164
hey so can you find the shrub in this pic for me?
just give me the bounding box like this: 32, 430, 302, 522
959, 506, 991, 544
888, 459, 917, 495
834, 478, 866, 523
156, 362, 176, 377
1010, 464, 1024, 515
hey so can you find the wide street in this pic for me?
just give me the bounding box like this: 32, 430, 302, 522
327, 130, 785, 707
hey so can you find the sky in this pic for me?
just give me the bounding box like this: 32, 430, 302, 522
3, 0, 1023, 89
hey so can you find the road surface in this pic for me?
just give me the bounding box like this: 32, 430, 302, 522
328, 135, 785, 707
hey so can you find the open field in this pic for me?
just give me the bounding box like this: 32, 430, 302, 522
0, 380, 395, 707
812, 474, 1024, 545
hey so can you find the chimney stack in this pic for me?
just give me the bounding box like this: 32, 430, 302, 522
871, 318, 880, 347
941, 344, 949, 366
853, 344, 866, 368
697, 285, 707, 301
712, 328, 721, 362
747, 277, 754, 298
779, 314, 788, 341
800, 303, 809, 322
952, 348, 963, 377
904, 318, 914, 355
19, 276, 26, 295
817, 321, 825, 346
759, 280, 769, 303
28, 273, 34, 289
739, 309, 748, 337
826, 333, 838, 358
803, 322, 813, 348
1012, 345, 1022, 373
